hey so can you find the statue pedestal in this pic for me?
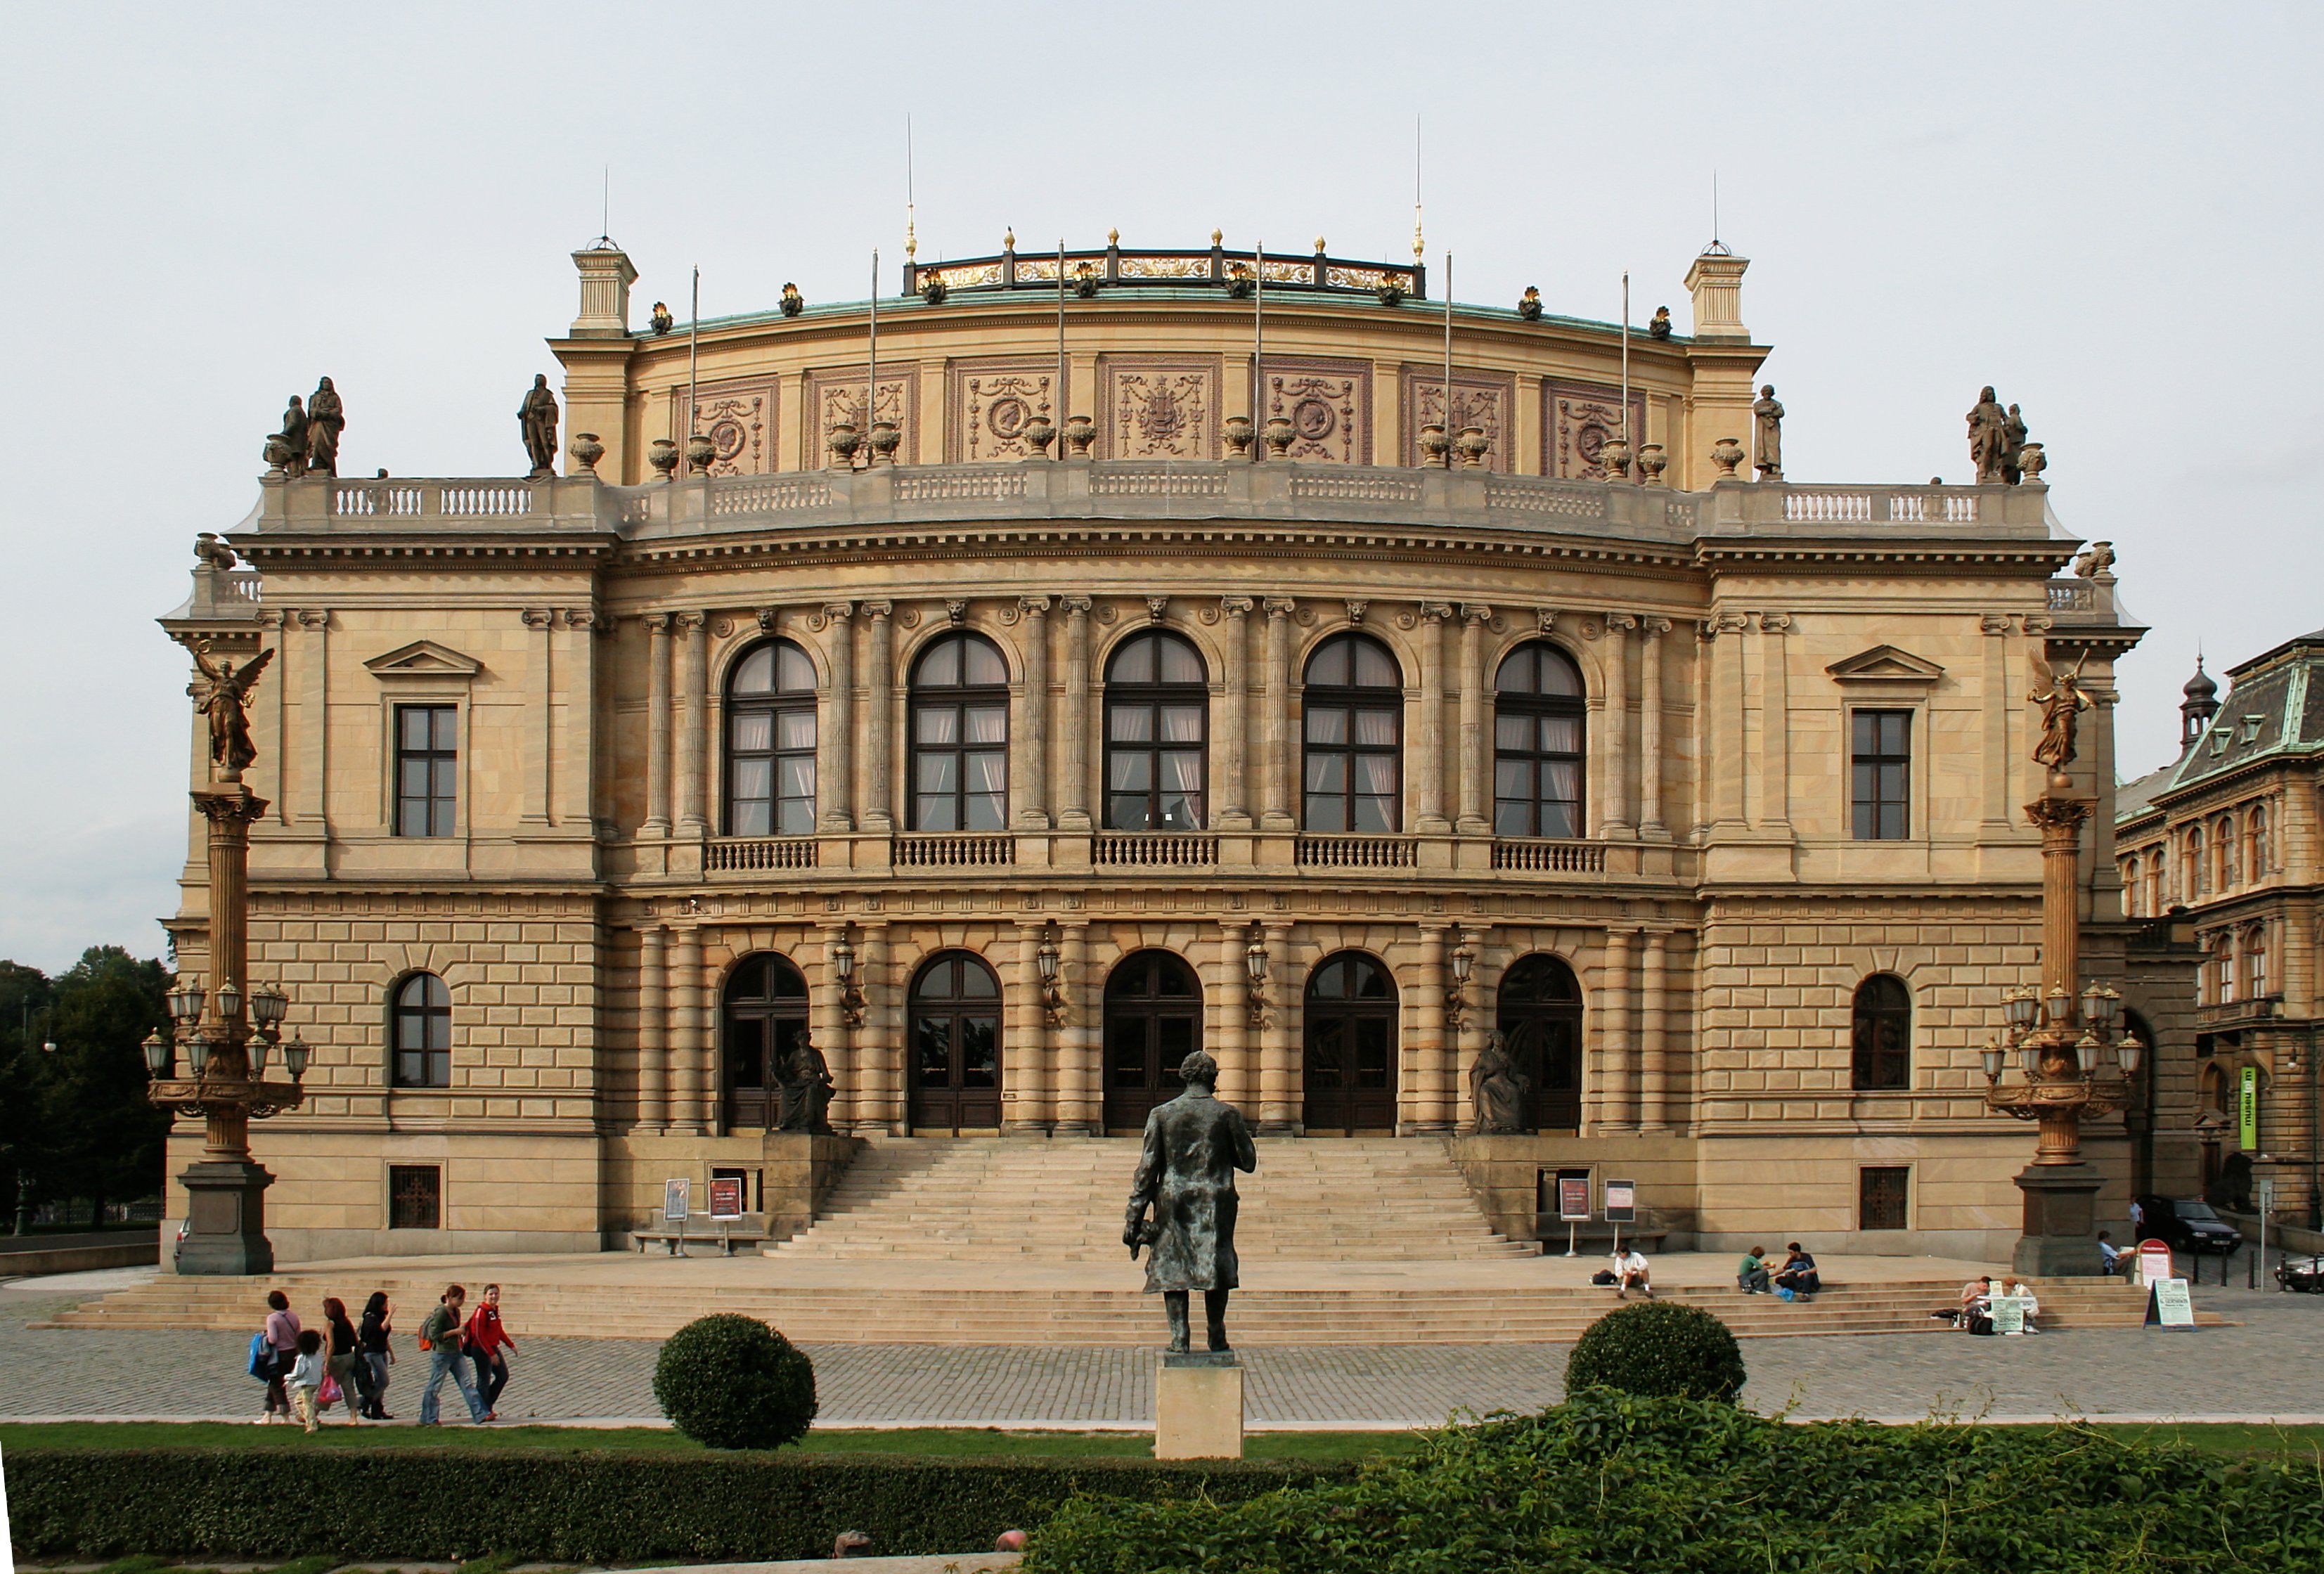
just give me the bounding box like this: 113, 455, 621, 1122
176, 1159, 277, 1276
1156, 1352, 1244, 1459
2010, 1161, 2103, 1277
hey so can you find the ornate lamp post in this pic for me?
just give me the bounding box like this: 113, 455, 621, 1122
146, 639, 308, 1274
1984, 661, 2143, 1275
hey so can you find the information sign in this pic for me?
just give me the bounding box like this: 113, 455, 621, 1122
663, 1177, 692, 1223
1991, 1294, 2029, 1336
1603, 1180, 1637, 1223
1557, 1175, 1592, 1221
2150, 1277, 2196, 1329
709, 1177, 744, 1220
2136, 1239, 2174, 1287
2240, 1065, 2259, 1151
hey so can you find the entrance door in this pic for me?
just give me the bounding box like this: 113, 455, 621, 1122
908, 952, 1003, 1133
1303, 952, 1397, 1134
1497, 953, 1582, 1131
723, 953, 810, 1130
1104, 950, 1202, 1131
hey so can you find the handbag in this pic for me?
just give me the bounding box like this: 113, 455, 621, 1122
319, 1372, 342, 1407
247, 1332, 276, 1380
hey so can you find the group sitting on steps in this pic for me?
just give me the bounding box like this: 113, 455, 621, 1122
1736, 1244, 1822, 1301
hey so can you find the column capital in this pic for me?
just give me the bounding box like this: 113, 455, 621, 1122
1982, 612, 2015, 636
645, 610, 675, 633
1757, 611, 1793, 634
1220, 595, 1254, 619
1263, 596, 1297, 618
1640, 616, 1672, 637
2020, 613, 2054, 636
295, 608, 330, 629
812, 601, 856, 630
1019, 595, 1054, 617
674, 610, 707, 633
521, 607, 555, 630
1061, 594, 1094, 616
1460, 602, 1494, 626
1416, 600, 1454, 623
1603, 612, 1639, 633
860, 599, 894, 621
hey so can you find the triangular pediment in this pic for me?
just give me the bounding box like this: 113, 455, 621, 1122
1826, 645, 1945, 683
364, 640, 483, 678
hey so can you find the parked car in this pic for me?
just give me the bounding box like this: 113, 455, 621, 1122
2276, 1255, 2324, 1294
2133, 1195, 2244, 1258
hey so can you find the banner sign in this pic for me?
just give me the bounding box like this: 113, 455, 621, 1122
663, 1177, 691, 1223
2137, 1239, 2174, 1287
1557, 1175, 1592, 1222
709, 1178, 744, 1220
2240, 1065, 2259, 1152
1603, 1180, 1637, 1223
2148, 1277, 2196, 1329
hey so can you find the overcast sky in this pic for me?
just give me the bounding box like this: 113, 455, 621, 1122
3, 4, 2316, 973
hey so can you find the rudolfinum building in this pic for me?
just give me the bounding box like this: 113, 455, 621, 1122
157, 229, 2204, 1264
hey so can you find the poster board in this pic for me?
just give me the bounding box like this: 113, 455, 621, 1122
2146, 1277, 2196, 1329
1991, 1294, 2030, 1336
663, 1177, 692, 1223
2239, 1066, 2259, 1151
1557, 1175, 1592, 1222
1603, 1180, 1637, 1224
708, 1177, 744, 1221
2136, 1239, 2174, 1286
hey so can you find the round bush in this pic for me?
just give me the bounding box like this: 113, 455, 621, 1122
1563, 1301, 1745, 1403
653, 1314, 819, 1449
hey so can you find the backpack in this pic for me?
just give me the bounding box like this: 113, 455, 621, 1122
1590, 1270, 1617, 1286
247, 1332, 276, 1380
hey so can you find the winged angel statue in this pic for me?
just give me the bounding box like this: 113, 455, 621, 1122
192, 643, 276, 780
2027, 647, 2093, 781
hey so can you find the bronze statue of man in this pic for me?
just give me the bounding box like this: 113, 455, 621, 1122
519, 375, 560, 478
306, 377, 346, 477
1124, 1049, 1256, 1355
1966, 386, 2008, 484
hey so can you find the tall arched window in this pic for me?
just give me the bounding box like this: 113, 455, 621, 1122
721, 953, 809, 1129
908, 951, 1003, 1133
2210, 932, 2235, 1005
2216, 814, 2238, 889
1303, 951, 1398, 1133
1849, 974, 1911, 1091
2185, 826, 2205, 901
392, 973, 451, 1088
1302, 633, 1402, 832
726, 640, 818, 835
1103, 950, 1203, 1130
2146, 850, 2165, 916
909, 633, 1009, 832
2119, 858, 2139, 917
1495, 953, 1584, 1130
1104, 631, 1208, 831
2247, 803, 2270, 879
2245, 922, 2269, 999
1493, 642, 1586, 838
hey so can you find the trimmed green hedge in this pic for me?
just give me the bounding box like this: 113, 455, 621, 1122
4, 1447, 1344, 1563
652, 1314, 818, 1449
1564, 1300, 1745, 1402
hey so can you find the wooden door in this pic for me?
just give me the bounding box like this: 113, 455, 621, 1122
1102, 950, 1202, 1131
1303, 952, 1398, 1133
1497, 953, 1584, 1131
908, 952, 1004, 1133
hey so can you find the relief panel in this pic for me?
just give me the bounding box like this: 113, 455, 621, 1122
1099, 355, 1221, 460
806, 364, 918, 464
668, 378, 779, 477
1399, 366, 1518, 473
1260, 355, 1371, 465
946, 359, 1064, 463
1542, 379, 1648, 480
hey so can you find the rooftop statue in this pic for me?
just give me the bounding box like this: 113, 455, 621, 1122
1469, 1029, 1532, 1135
1751, 384, 1784, 479
1124, 1049, 1256, 1355
273, 395, 309, 478
305, 377, 345, 478
191, 640, 276, 782
519, 375, 560, 479
1966, 386, 2009, 484
2001, 402, 2030, 485
2029, 651, 2093, 783
1648, 305, 1672, 340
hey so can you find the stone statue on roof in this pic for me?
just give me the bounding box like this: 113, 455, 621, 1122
2001, 403, 2029, 485
1751, 385, 1784, 479
519, 375, 560, 478
1967, 387, 2008, 484
305, 377, 345, 477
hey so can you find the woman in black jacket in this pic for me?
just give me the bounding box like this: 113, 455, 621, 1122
356, 1291, 396, 1419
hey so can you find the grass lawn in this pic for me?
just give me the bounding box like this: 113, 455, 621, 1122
2085, 1421, 2324, 1459
0, 1419, 1422, 1462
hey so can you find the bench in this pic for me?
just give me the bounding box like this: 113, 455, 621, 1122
1534, 1216, 1669, 1256
630, 1224, 770, 1257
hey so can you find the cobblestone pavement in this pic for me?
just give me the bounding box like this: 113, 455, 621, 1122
7, 1275, 2320, 1428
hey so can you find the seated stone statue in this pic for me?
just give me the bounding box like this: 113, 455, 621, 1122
777, 1033, 835, 1135
1469, 1030, 1532, 1135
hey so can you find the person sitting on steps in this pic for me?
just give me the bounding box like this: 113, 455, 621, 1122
1737, 1246, 1772, 1294
1613, 1246, 1653, 1300
1773, 1242, 1821, 1298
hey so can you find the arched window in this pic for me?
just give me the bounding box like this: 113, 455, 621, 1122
2247, 804, 2270, 879
1303, 951, 1398, 1133
2146, 850, 2165, 916
1495, 953, 1584, 1130
1849, 974, 1911, 1091
2245, 923, 2269, 999
721, 953, 809, 1130
2119, 859, 2136, 917
1103, 950, 1203, 1130
2185, 826, 2204, 901
726, 640, 818, 836
1104, 631, 1208, 831
2210, 932, 2235, 1005
909, 633, 1009, 832
1493, 642, 1586, 839
392, 973, 451, 1088
2216, 815, 2238, 889
1302, 633, 1402, 832
908, 952, 1003, 1133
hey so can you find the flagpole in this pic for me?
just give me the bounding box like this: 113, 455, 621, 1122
1620, 271, 1631, 441
687, 266, 700, 460
1441, 252, 1454, 466
1058, 238, 1068, 438
867, 248, 879, 464
1253, 239, 1264, 455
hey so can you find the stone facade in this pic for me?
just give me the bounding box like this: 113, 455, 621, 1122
155, 239, 2200, 1262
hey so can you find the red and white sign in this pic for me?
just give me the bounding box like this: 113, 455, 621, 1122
2136, 1238, 2174, 1286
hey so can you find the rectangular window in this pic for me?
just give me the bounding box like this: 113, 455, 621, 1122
394, 705, 458, 837
1859, 1166, 1909, 1231
388, 1165, 442, 1230
1849, 709, 1911, 841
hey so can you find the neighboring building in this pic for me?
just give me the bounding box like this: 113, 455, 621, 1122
2117, 632, 2324, 1225
157, 232, 2199, 1263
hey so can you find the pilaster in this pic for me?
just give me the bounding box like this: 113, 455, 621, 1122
643, 614, 673, 837
1217, 598, 1253, 829
1058, 597, 1094, 830
861, 602, 895, 832
1456, 605, 1492, 834
676, 612, 709, 839
1601, 613, 1638, 838
1638, 617, 1671, 839
1260, 599, 1297, 830
1016, 596, 1053, 830
817, 602, 857, 832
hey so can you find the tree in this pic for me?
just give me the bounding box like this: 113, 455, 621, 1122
46, 947, 173, 1225
0, 960, 56, 1231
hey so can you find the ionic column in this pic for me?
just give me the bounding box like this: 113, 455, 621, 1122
1218, 598, 1253, 828
676, 612, 709, 837
1058, 597, 1093, 830
1456, 605, 1492, 834
643, 614, 673, 837
1053, 920, 1093, 1133
1757, 612, 1793, 832
1415, 603, 1453, 832
1411, 923, 1452, 1131
1259, 920, 1296, 1131
1980, 614, 2012, 832
1712, 612, 1748, 830
669, 926, 704, 1134
1638, 618, 1671, 838
1006, 918, 1050, 1133
1216, 920, 1251, 1108
560, 609, 600, 830
817, 602, 856, 832
521, 609, 555, 825
1260, 599, 1296, 829
1592, 927, 1635, 1133
862, 602, 895, 831
637, 924, 668, 1131
1639, 929, 1670, 1132
1601, 613, 1637, 837
295, 609, 329, 830
1016, 597, 1052, 830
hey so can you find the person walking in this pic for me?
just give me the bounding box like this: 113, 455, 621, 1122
418, 1284, 486, 1426
319, 1297, 361, 1422
259, 1289, 301, 1423
356, 1291, 396, 1419
288, 1327, 327, 1433
464, 1283, 517, 1421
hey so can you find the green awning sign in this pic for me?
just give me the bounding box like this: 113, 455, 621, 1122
2240, 1065, 2259, 1152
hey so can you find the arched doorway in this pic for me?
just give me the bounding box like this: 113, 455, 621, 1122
1103, 950, 1203, 1131
722, 953, 809, 1130
1304, 952, 1397, 1133
1495, 954, 1582, 1131
908, 951, 1002, 1133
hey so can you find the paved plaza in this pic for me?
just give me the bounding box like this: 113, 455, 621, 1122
5, 1267, 2320, 1428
